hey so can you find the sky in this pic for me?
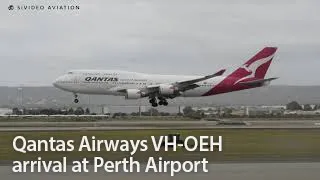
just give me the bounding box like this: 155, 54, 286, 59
0, 0, 320, 86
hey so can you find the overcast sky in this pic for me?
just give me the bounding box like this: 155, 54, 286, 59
1, 0, 319, 86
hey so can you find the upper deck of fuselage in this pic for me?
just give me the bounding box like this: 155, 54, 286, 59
65, 69, 224, 83
67, 69, 199, 78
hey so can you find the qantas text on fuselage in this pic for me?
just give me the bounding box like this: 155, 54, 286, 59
53, 47, 278, 107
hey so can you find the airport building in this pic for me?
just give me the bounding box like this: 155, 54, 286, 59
0, 108, 12, 115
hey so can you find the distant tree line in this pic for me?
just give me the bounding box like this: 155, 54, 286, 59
286, 101, 320, 111
12, 107, 92, 115
113, 108, 171, 118
10, 101, 319, 117
182, 106, 205, 119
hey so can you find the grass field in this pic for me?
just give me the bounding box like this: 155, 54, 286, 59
1, 129, 320, 163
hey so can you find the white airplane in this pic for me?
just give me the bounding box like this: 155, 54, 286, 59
53, 47, 278, 107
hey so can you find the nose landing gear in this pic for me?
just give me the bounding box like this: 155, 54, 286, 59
74, 94, 79, 103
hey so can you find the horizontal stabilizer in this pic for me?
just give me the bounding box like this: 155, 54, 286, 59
239, 77, 278, 86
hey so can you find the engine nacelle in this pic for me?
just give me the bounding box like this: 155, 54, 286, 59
125, 89, 142, 99
159, 84, 176, 95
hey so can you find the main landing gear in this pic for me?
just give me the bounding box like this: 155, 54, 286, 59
149, 97, 168, 107
74, 94, 79, 103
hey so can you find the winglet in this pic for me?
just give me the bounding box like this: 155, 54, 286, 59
214, 69, 226, 76
203, 69, 226, 79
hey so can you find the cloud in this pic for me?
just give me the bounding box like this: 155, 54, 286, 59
0, 0, 319, 86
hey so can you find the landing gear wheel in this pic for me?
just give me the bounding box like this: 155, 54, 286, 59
158, 97, 168, 106
149, 99, 155, 103
73, 93, 79, 103
149, 97, 157, 107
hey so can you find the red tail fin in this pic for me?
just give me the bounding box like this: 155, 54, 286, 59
230, 47, 277, 83
202, 47, 278, 96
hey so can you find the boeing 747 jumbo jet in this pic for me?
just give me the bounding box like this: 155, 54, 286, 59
53, 47, 278, 107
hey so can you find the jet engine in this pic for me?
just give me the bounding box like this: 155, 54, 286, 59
125, 89, 142, 99
159, 84, 178, 96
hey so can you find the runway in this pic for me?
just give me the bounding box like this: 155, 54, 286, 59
1, 119, 320, 126
1, 162, 319, 180
0, 120, 319, 131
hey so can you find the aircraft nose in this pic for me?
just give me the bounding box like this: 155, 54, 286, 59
52, 78, 60, 88
53, 76, 64, 88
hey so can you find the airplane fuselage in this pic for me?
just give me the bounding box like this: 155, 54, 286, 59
53, 70, 229, 97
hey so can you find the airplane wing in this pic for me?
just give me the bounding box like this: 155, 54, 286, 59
146, 68, 225, 89
145, 69, 226, 96
239, 77, 278, 86
175, 69, 226, 86
117, 69, 226, 98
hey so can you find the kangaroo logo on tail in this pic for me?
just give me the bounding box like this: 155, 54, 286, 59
229, 47, 277, 84
233, 53, 275, 84
202, 47, 277, 96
